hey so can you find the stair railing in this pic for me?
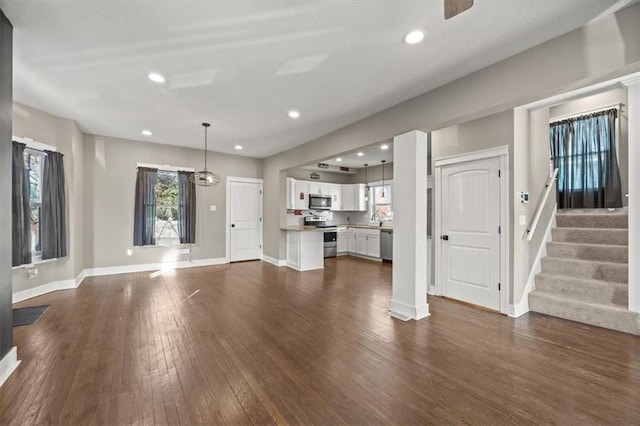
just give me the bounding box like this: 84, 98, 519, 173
526, 168, 559, 241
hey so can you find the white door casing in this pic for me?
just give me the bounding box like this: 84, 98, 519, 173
227, 177, 263, 262
435, 145, 509, 314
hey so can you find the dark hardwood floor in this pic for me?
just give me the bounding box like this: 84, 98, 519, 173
3, 257, 639, 425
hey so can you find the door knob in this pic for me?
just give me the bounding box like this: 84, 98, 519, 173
441, 235, 449, 240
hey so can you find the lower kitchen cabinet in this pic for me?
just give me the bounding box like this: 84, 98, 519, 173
337, 228, 348, 253
346, 228, 380, 259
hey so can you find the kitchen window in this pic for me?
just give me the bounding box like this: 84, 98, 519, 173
370, 184, 393, 223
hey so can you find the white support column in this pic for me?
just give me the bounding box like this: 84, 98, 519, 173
390, 130, 430, 320
623, 76, 640, 313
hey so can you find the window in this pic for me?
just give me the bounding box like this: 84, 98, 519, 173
155, 170, 180, 245
370, 184, 393, 223
25, 149, 44, 257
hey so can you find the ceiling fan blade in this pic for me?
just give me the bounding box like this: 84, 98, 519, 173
444, 0, 474, 20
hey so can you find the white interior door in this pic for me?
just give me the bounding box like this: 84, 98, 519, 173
440, 157, 501, 310
229, 181, 262, 262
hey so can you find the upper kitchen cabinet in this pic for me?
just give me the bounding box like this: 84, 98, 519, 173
286, 177, 295, 210
293, 180, 309, 210
341, 184, 367, 211
329, 183, 341, 211
309, 182, 330, 195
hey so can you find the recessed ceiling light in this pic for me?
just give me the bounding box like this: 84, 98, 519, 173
234, 145, 243, 150
336, 158, 342, 162
357, 152, 364, 157
403, 30, 425, 45
141, 129, 152, 136
288, 110, 300, 119
148, 72, 165, 83
380, 144, 389, 150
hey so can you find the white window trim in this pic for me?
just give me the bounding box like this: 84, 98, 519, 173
12, 257, 58, 270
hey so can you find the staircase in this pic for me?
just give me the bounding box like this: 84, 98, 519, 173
528, 208, 640, 335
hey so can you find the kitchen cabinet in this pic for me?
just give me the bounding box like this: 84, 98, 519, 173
286, 230, 324, 271
337, 228, 347, 253
346, 227, 380, 258
329, 183, 342, 211
294, 180, 309, 210
309, 182, 330, 195
366, 234, 380, 258
341, 184, 367, 211
285, 179, 366, 212
347, 230, 357, 253
286, 177, 295, 210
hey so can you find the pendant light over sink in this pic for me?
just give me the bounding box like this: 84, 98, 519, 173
379, 160, 387, 202
363, 163, 369, 202
193, 122, 221, 187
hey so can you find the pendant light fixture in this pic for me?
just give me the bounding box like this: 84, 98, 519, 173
194, 122, 221, 187
379, 160, 387, 202
363, 163, 369, 202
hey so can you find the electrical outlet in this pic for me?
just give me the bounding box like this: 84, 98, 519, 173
177, 248, 190, 255
27, 268, 39, 280
210, 205, 216, 212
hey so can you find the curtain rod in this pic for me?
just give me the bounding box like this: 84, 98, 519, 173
136, 162, 195, 172
549, 103, 621, 124
13, 135, 58, 152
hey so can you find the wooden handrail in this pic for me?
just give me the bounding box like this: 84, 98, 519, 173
526, 168, 558, 241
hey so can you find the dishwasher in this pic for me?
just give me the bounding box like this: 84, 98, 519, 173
380, 229, 393, 261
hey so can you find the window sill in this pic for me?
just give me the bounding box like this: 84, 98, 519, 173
12, 257, 58, 270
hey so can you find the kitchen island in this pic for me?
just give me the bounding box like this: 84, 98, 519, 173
281, 226, 325, 271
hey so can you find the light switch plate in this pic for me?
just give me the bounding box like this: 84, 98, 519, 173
519, 215, 527, 225
210, 205, 216, 211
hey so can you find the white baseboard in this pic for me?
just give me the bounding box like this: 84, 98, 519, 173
261, 255, 286, 267
0, 347, 21, 388
83, 257, 228, 278
12, 279, 78, 304
13, 257, 229, 303
510, 206, 557, 318
390, 299, 430, 321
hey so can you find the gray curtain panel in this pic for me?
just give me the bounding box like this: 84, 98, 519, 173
133, 167, 158, 246
41, 150, 67, 260
178, 171, 196, 244
550, 109, 622, 209
11, 141, 31, 266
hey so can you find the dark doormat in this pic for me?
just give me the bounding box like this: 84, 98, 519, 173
13, 305, 50, 327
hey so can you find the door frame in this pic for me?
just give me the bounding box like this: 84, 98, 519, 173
226, 176, 264, 263
434, 145, 510, 314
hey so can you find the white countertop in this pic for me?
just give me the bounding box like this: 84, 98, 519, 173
281, 224, 393, 232
280, 226, 327, 232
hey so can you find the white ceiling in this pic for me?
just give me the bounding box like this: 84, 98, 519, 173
1, 0, 634, 158
312, 142, 394, 170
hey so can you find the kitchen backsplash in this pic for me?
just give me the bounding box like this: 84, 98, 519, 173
286, 210, 366, 226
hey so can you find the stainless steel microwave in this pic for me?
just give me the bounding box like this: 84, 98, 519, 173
309, 194, 331, 210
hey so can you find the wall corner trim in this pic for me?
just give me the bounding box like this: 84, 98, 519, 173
0, 347, 21, 388
261, 255, 286, 267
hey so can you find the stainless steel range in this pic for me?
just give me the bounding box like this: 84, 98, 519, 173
304, 216, 337, 258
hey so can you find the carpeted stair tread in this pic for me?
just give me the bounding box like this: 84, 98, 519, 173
528, 291, 640, 335
535, 273, 627, 306
546, 241, 628, 263
556, 212, 628, 229
541, 256, 628, 283
551, 227, 628, 245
